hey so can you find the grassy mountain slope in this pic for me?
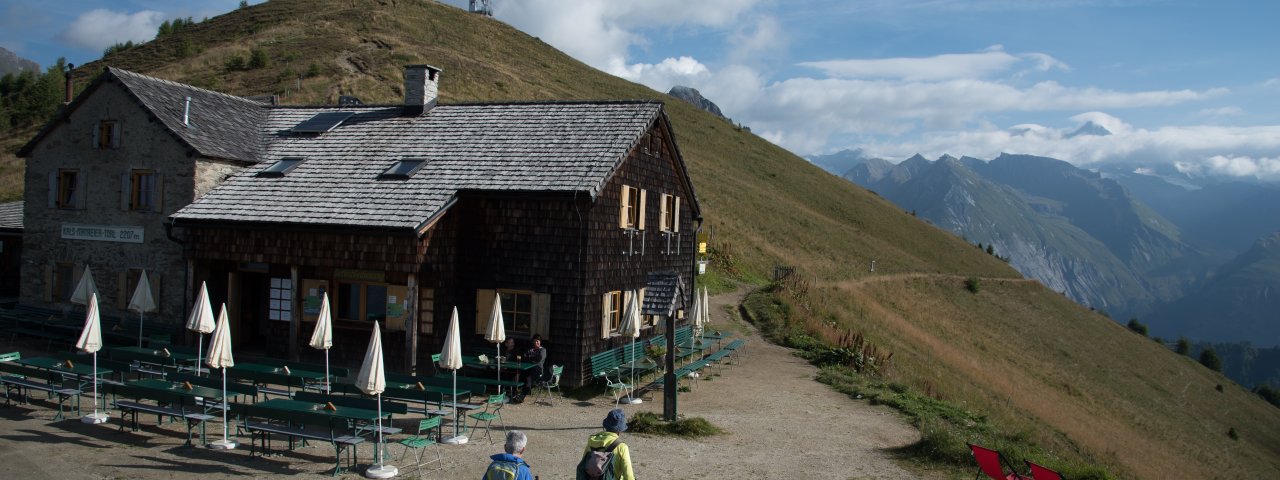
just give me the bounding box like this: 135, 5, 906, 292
10, 0, 1280, 477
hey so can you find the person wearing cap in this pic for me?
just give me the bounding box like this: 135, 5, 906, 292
483, 430, 534, 480
578, 408, 635, 480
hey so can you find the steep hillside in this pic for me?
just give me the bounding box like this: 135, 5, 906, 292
11, 0, 1280, 478
1152, 233, 1280, 346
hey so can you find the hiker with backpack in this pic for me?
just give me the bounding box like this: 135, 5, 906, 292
483, 430, 535, 480
576, 408, 635, 480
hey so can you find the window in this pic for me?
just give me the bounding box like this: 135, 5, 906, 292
130, 170, 157, 211
618, 185, 646, 230
659, 194, 680, 232
337, 281, 389, 322
602, 290, 622, 337
268, 278, 292, 322
54, 263, 76, 303
257, 157, 304, 177
97, 120, 120, 149
499, 290, 533, 336
380, 159, 425, 179
56, 169, 79, 209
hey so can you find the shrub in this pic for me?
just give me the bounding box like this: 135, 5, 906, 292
248, 48, 270, 69
1175, 337, 1191, 355
1253, 384, 1280, 407
1126, 318, 1148, 337
964, 277, 980, 293
1199, 348, 1223, 372
626, 411, 722, 437
225, 54, 247, 71
1228, 427, 1239, 440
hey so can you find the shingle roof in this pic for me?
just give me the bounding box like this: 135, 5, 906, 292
110, 68, 267, 162
642, 272, 686, 317
0, 201, 22, 232
173, 100, 663, 230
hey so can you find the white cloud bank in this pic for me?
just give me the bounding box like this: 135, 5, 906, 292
57, 9, 163, 52
798, 46, 1067, 81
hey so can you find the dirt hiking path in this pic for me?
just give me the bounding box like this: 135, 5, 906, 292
0, 288, 931, 479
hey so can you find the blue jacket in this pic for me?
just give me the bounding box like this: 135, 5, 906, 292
483, 453, 533, 480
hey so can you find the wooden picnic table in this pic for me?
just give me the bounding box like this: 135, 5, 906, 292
256, 398, 386, 422
128, 378, 224, 400
18, 356, 112, 379
462, 355, 538, 371
233, 362, 328, 381
110, 346, 200, 372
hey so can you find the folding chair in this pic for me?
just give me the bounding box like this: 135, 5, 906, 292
969, 443, 1028, 480
1025, 461, 1062, 480
468, 394, 506, 444
398, 417, 443, 477
535, 365, 563, 406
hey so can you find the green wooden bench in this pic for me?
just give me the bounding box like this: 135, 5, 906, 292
0, 351, 19, 362
589, 348, 631, 406
294, 390, 406, 438
226, 367, 307, 400
0, 360, 81, 420
234, 403, 365, 476
110, 383, 215, 446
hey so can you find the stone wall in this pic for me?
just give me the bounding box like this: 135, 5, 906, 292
19, 78, 233, 322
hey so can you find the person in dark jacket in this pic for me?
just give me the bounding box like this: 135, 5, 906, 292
522, 335, 546, 395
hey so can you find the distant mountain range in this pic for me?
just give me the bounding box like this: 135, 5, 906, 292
824, 149, 1280, 346
0, 47, 39, 76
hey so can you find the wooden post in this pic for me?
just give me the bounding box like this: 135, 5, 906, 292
663, 312, 677, 421
406, 274, 418, 373
289, 265, 300, 361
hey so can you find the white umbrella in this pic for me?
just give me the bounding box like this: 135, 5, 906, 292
619, 291, 642, 404
688, 286, 703, 339
76, 293, 108, 424
206, 303, 237, 450
439, 308, 466, 445
357, 321, 397, 479
128, 270, 158, 348
69, 265, 98, 306
185, 282, 216, 375
308, 293, 334, 393
702, 287, 711, 330
484, 293, 506, 393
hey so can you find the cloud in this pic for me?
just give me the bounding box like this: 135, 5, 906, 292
727, 16, 785, 63
1183, 155, 1280, 180
1198, 106, 1244, 117
57, 9, 163, 52
493, 0, 763, 70
1069, 112, 1132, 134
797, 46, 1068, 81
610, 56, 711, 90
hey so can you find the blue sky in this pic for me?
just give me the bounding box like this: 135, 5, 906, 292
4, 0, 1279, 179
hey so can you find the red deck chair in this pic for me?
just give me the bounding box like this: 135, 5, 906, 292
968, 443, 1028, 480
1025, 461, 1063, 480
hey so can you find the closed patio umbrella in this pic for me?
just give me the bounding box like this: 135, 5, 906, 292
185, 282, 215, 375
689, 286, 704, 339
308, 293, 334, 393
127, 270, 157, 348
76, 293, 108, 424
439, 307, 467, 445
205, 303, 237, 450
484, 293, 505, 392
357, 321, 397, 479
620, 290, 643, 405
69, 265, 98, 306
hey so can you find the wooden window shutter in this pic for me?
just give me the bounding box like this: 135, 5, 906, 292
475, 289, 495, 335
618, 185, 631, 228
673, 197, 681, 232
120, 173, 130, 210
92, 123, 100, 149
637, 288, 647, 326
532, 293, 551, 339
117, 271, 128, 310
153, 174, 164, 212
111, 122, 121, 148
658, 194, 669, 231
47, 172, 57, 208
601, 292, 611, 339
74, 174, 86, 210
43, 265, 53, 302
637, 189, 647, 230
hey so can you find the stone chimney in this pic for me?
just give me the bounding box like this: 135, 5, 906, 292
403, 64, 441, 115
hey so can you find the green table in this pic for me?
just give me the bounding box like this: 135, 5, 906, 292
234, 362, 328, 381
18, 356, 112, 378
110, 346, 199, 372
128, 378, 224, 400
256, 398, 385, 422
462, 355, 537, 371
